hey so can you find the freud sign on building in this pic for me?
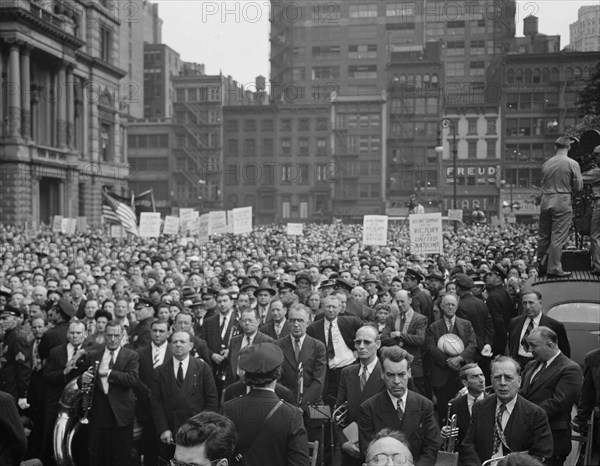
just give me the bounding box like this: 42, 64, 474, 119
444, 165, 500, 185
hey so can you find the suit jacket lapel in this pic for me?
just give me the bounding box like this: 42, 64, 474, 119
377, 392, 401, 428
299, 337, 312, 365
183, 359, 197, 391
282, 338, 297, 368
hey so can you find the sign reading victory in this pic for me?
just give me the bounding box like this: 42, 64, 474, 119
409, 213, 443, 255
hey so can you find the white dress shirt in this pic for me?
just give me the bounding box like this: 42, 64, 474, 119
325, 318, 356, 369
151, 342, 168, 368
518, 313, 543, 357
492, 395, 518, 458
173, 355, 191, 380
99, 347, 121, 394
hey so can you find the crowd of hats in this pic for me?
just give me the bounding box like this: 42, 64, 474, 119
0, 221, 541, 318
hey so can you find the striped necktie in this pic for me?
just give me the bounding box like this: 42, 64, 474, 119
153, 348, 161, 368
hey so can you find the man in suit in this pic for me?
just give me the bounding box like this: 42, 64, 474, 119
221, 343, 310, 466
135, 320, 171, 466
460, 356, 553, 465
38, 298, 75, 361
0, 391, 27, 466
402, 268, 434, 324
336, 325, 385, 466
484, 264, 515, 355
507, 290, 570, 369
426, 294, 477, 425
441, 363, 487, 449
151, 330, 219, 461
254, 284, 276, 325
572, 347, 600, 443
381, 290, 428, 395
259, 299, 289, 339
41, 320, 90, 464
359, 346, 440, 466
201, 290, 239, 392
306, 295, 362, 406
521, 327, 582, 466
127, 297, 154, 351
81, 321, 139, 466
172, 412, 237, 466
172, 311, 211, 365
454, 274, 494, 382
227, 308, 274, 385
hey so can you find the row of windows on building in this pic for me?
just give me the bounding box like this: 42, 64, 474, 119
504, 91, 581, 111
128, 134, 170, 149
220, 163, 335, 186
505, 66, 592, 84
224, 195, 330, 217
390, 118, 497, 139
224, 117, 329, 133
175, 87, 221, 102
226, 137, 329, 157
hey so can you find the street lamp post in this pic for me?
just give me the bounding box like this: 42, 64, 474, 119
435, 118, 457, 231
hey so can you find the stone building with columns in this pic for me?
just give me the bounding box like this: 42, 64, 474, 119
0, 0, 134, 226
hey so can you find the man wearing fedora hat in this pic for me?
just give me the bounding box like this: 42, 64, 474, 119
402, 269, 434, 324
254, 284, 276, 325
537, 136, 583, 277
484, 264, 516, 356
38, 298, 76, 361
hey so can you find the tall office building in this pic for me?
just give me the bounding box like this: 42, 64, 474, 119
270, 1, 516, 102
143, 43, 181, 119
569, 5, 600, 52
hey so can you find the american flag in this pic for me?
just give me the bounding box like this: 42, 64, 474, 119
101, 189, 138, 236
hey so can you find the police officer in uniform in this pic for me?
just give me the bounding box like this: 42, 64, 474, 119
221, 343, 310, 466
128, 297, 154, 350
0, 305, 31, 409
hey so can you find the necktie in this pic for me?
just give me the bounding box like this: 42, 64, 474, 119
108, 351, 115, 369
492, 403, 507, 455
531, 361, 547, 386
446, 319, 453, 333
326, 322, 335, 359
399, 313, 406, 332
294, 338, 301, 363
521, 318, 534, 351
153, 349, 160, 368
397, 399, 404, 424
220, 317, 226, 334
275, 323, 281, 337
245, 336, 252, 348
32, 339, 42, 371
360, 365, 369, 391
177, 361, 184, 386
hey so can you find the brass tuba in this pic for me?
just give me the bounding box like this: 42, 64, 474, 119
53, 378, 83, 466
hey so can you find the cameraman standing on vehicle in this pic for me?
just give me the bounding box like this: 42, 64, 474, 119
536, 136, 583, 278
582, 145, 600, 276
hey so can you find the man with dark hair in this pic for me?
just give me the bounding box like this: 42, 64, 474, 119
172, 411, 237, 466
259, 299, 289, 339
507, 290, 570, 369
173, 311, 211, 365
441, 363, 487, 448
152, 330, 218, 461
381, 290, 428, 395
359, 346, 440, 466
521, 327, 582, 466
227, 308, 273, 384
483, 264, 514, 356
128, 297, 154, 350
460, 356, 553, 465
38, 298, 76, 360
537, 136, 583, 277
221, 342, 310, 466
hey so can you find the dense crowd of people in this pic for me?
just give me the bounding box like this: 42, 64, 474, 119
0, 219, 598, 466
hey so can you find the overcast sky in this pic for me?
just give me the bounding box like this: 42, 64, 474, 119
155, 0, 598, 86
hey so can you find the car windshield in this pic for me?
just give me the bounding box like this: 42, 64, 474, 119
547, 302, 600, 324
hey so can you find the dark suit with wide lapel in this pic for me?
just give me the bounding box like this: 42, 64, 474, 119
38, 320, 69, 361
507, 314, 571, 364
86, 346, 139, 466
460, 394, 553, 465
221, 389, 310, 466
456, 293, 495, 355
277, 334, 327, 405
359, 390, 440, 466
449, 394, 472, 448
307, 316, 362, 354
42, 343, 88, 464
151, 356, 219, 436
336, 361, 385, 465
381, 311, 428, 378
135, 343, 172, 466
227, 331, 274, 384
201, 312, 239, 358
259, 319, 290, 340
521, 353, 582, 462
